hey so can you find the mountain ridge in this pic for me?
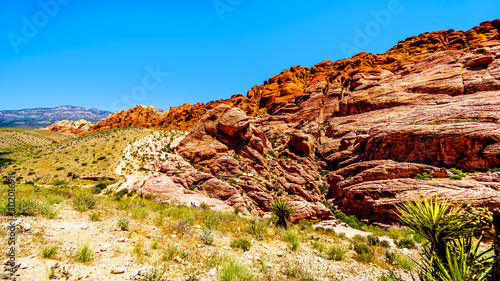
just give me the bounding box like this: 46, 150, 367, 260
0, 105, 111, 129
48, 18, 500, 135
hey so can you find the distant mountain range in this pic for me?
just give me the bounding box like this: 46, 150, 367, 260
0, 106, 112, 128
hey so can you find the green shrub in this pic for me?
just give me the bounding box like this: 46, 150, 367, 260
175, 218, 191, 235
56, 167, 65, 171
396, 237, 415, 249
161, 246, 179, 261
333, 210, 366, 230
92, 183, 107, 194
97, 156, 106, 161
117, 217, 130, 231
220, 259, 253, 281
311, 239, 324, 253
88, 212, 101, 221
318, 184, 329, 193
200, 226, 214, 245
354, 243, 374, 263
114, 189, 129, 200
297, 219, 313, 231
352, 234, 366, 244
73, 192, 97, 211
378, 272, 404, 281
284, 232, 300, 251
395, 254, 413, 271
131, 207, 149, 219
367, 235, 381, 246
42, 244, 59, 259
38, 204, 59, 219
45, 195, 64, 205
140, 265, 166, 281
414, 172, 432, 180
386, 250, 397, 264
0, 199, 38, 216
203, 212, 221, 230
74, 242, 93, 262
246, 219, 267, 240
230, 238, 251, 252
327, 245, 346, 261
380, 240, 390, 248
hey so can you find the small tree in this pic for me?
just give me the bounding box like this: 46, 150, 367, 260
271, 198, 294, 229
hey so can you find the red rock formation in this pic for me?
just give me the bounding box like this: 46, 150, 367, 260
49, 20, 500, 135
48, 19, 500, 225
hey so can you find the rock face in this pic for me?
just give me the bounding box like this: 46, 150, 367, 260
49, 20, 500, 135
51, 19, 500, 224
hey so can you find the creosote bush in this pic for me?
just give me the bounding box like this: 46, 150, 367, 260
327, 245, 346, 261
117, 217, 130, 231
73, 192, 97, 212
230, 237, 251, 252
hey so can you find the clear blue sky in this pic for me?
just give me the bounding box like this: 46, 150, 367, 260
1, 0, 499, 112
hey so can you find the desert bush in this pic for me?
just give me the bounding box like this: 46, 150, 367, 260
74, 242, 93, 262
333, 210, 366, 230
327, 245, 346, 261
380, 240, 390, 248
354, 243, 374, 263
271, 198, 294, 228
131, 207, 149, 220
378, 272, 404, 281
117, 217, 130, 231
367, 235, 381, 246
414, 172, 432, 180
297, 219, 313, 231
246, 219, 267, 240
220, 259, 253, 281
200, 226, 214, 245
42, 244, 59, 259
139, 265, 166, 281
73, 192, 97, 211
88, 212, 101, 221
0, 199, 38, 216
92, 183, 107, 194
230, 238, 251, 252
396, 237, 415, 249
38, 204, 59, 219
175, 218, 191, 235
311, 239, 324, 253
161, 246, 179, 261
284, 231, 300, 251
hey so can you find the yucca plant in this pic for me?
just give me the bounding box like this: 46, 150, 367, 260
270, 198, 294, 229
397, 197, 496, 281
418, 235, 493, 281
396, 197, 474, 261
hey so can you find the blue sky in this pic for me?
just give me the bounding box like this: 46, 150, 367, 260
0, 0, 499, 112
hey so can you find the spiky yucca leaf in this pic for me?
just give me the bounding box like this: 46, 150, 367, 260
271, 198, 294, 228
396, 197, 473, 258
418, 235, 493, 281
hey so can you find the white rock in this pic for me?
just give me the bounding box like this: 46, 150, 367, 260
111, 267, 126, 274
19, 263, 27, 269
20, 223, 31, 231
208, 268, 216, 277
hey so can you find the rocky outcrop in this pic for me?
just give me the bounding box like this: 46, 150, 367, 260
49, 20, 500, 135
327, 161, 500, 222
51, 19, 500, 225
